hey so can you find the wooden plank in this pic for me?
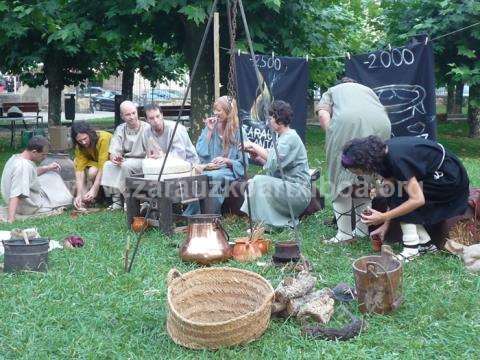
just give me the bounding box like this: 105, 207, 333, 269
214, 12, 220, 99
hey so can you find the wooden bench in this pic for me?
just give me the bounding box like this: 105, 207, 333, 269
0, 102, 44, 147
137, 104, 192, 128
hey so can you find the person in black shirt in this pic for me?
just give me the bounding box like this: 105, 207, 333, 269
341, 135, 469, 262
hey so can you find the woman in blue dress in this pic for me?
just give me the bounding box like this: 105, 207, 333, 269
185, 96, 248, 215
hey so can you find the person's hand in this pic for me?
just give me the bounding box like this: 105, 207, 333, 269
370, 221, 390, 242
361, 207, 387, 226
241, 141, 258, 154
110, 153, 124, 166
212, 157, 231, 167
74, 195, 84, 210
204, 116, 217, 131
47, 162, 61, 172
251, 154, 266, 165
83, 188, 98, 203
194, 164, 207, 174
147, 150, 160, 159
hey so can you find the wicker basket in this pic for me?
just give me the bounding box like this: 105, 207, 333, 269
166, 267, 274, 349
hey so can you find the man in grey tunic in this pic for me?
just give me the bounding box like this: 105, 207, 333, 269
1, 136, 72, 222
101, 100, 150, 210
316, 77, 391, 243
141, 103, 198, 164
241, 101, 310, 227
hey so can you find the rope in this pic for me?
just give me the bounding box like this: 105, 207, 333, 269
221, 21, 480, 62
431, 21, 480, 41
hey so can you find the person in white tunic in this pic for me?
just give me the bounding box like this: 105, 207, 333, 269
241, 100, 310, 227
141, 103, 198, 164
316, 77, 391, 243
1, 136, 73, 222
101, 100, 150, 210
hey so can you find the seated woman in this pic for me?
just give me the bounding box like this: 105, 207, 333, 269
71, 121, 112, 210
185, 96, 248, 215
341, 135, 470, 262
241, 100, 310, 228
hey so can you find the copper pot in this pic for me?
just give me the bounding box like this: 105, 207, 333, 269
180, 214, 231, 265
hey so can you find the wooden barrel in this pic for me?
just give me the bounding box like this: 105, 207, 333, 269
353, 245, 403, 314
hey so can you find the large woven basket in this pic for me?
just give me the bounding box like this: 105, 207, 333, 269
166, 267, 274, 349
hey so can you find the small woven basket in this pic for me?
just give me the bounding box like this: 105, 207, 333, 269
166, 267, 274, 349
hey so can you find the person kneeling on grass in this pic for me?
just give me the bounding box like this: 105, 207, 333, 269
71, 121, 112, 211
340, 135, 470, 262
0, 136, 73, 223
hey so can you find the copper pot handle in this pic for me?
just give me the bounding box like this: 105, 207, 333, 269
214, 218, 230, 243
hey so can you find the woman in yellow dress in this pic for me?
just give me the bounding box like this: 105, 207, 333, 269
71, 121, 112, 210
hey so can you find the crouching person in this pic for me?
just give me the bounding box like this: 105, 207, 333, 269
101, 100, 149, 210
71, 121, 112, 210
1, 136, 73, 222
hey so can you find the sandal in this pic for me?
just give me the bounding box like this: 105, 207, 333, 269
419, 241, 438, 254
107, 201, 123, 211
394, 245, 420, 263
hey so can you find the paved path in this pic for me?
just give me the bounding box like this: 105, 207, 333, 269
37, 111, 114, 123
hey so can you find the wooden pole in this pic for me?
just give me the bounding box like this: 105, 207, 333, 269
214, 12, 220, 99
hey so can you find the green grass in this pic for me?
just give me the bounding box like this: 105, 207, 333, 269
0, 123, 479, 359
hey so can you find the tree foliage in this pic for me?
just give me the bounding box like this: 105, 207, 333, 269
381, 0, 480, 136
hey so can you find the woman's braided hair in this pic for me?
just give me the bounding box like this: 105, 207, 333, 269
341, 135, 387, 173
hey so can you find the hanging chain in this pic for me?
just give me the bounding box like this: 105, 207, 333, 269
227, 0, 254, 234
227, 0, 239, 100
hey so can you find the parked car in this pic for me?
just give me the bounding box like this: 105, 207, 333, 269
141, 89, 185, 104
91, 91, 116, 111
91, 91, 138, 112
78, 86, 106, 98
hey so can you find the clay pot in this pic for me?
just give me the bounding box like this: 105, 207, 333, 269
232, 238, 262, 262
132, 217, 149, 233
371, 234, 382, 252
272, 241, 301, 264
253, 238, 270, 255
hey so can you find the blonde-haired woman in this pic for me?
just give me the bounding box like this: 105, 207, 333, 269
185, 96, 248, 215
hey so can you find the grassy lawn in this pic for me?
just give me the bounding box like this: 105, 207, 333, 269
0, 123, 479, 359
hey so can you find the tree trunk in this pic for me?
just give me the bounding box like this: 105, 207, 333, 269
183, 20, 214, 141
446, 82, 455, 115
454, 82, 464, 114
467, 84, 480, 138
121, 63, 135, 101
45, 57, 63, 126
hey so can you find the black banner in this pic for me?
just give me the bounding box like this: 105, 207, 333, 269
235, 53, 308, 149
345, 35, 436, 140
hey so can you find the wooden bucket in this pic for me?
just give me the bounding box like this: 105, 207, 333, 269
2, 238, 49, 273
353, 245, 403, 314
